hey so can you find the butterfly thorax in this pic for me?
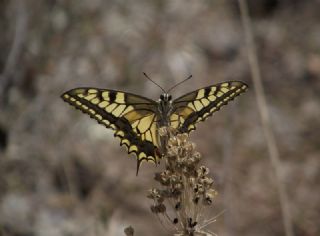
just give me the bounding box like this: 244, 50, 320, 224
157, 93, 173, 126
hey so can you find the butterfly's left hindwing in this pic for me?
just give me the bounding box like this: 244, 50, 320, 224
171, 81, 248, 133
61, 88, 160, 173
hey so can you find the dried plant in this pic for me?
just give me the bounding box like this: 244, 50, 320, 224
124, 226, 134, 236
147, 127, 219, 236
238, 1, 294, 236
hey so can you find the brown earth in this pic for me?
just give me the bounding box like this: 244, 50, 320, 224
0, 1, 319, 235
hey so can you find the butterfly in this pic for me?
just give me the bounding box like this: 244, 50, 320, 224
61, 74, 248, 174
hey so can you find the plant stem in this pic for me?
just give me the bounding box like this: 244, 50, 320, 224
238, 1, 294, 236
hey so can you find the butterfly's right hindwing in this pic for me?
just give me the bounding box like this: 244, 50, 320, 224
61, 88, 160, 171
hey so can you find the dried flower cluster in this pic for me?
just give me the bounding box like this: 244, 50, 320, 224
147, 127, 218, 236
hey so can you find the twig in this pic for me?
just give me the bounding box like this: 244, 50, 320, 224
222, 109, 236, 236
199, 209, 226, 229
0, 0, 28, 104
237, 1, 294, 236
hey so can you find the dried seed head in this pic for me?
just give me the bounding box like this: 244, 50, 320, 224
124, 226, 134, 236
171, 188, 182, 198
147, 188, 159, 199
147, 188, 164, 202
150, 203, 166, 214
185, 142, 195, 153
201, 177, 214, 188
158, 127, 169, 137
169, 174, 180, 183
159, 171, 171, 185
185, 155, 198, 167
148, 127, 218, 235
198, 166, 210, 176
173, 182, 184, 191
193, 195, 200, 204
194, 184, 205, 194
193, 151, 202, 162
158, 203, 166, 213
203, 195, 213, 205
175, 202, 182, 210
168, 136, 179, 146
203, 189, 218, 206
160, 189, 172, 198
154, 172, 162, 182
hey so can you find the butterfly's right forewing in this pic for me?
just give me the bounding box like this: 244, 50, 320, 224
171, 81, 248, 133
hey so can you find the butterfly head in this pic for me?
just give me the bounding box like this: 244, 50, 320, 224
160, 93, 172, 102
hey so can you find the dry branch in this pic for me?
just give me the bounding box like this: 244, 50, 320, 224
238, 1, 294, 236
0, 0, 28, 105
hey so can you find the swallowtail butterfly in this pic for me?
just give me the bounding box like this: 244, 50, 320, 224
61, 75, 248, 174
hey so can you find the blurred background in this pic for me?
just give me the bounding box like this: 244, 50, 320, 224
0, 0, 319, 235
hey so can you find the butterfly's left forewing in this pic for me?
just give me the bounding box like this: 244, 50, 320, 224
61, 88, 160, 173
171, 81, 248, 133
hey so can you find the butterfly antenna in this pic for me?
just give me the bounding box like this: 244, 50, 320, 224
167, 75, 192, 93
143, 72, 166, 93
